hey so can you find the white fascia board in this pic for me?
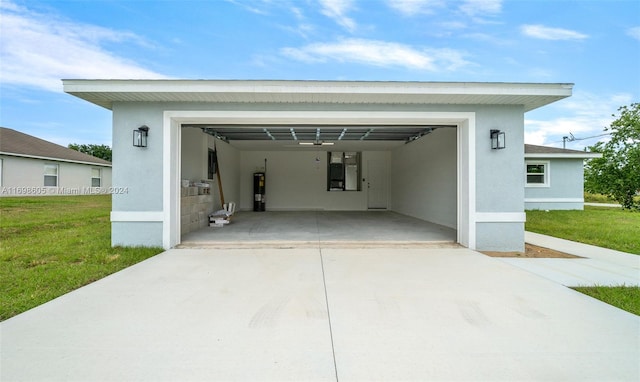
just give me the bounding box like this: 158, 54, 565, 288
524, 153, 602, 159
63, 80, 573, 110
0, 152, 112, 167
63, 79, 574, 98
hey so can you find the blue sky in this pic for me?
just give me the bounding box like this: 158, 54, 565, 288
1, 0, 638, 149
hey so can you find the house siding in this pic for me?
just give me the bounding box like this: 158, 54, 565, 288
0, 155, 112, 196
473, 105, 526, 252
525, 158, 585, 210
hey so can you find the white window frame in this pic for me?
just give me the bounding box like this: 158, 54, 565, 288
525, 160, 550, 187
44, 164, 59, 187
91, 168, 101, 187
0, 158, 3, 187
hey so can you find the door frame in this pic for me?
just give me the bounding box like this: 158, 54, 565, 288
163, 110, 476, 249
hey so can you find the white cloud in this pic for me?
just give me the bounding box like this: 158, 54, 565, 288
459, 0, 502, 17
525, 92, 632, 148
281, 38, 469, 71
0, 1, 166, 92
521, 24, 588, 41
385, 0, 445, 16
318, 0, 357, 32
627, 26, 640, 40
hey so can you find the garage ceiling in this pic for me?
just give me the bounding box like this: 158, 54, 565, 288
182, 124, 455, 150
184, 125, 453, 142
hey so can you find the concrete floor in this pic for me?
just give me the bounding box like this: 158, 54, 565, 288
2, 247, 639, 381
181, 211, 457, 246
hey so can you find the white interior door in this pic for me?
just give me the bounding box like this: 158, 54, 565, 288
367, 159, 387, 209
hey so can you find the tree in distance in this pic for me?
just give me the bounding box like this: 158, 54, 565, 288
584, 103, 640, 210
68, 143, 112, 162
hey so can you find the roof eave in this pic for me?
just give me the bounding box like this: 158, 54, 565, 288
62, 79, 573, 112
0, 152, 112, 166
525, 153, 602, 159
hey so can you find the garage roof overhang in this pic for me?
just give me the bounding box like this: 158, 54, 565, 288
62, 79, 573, 112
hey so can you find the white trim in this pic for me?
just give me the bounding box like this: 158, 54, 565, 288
525, 160, 550, 188
475, 212, 526, 223
457, 115, 476, 249
163, 116, 181, 249
111, 211, 164, 222
164, 110, 476, 250
525, 153, 601, 159
63, 80, 573, 112
525, 198, 584, 203
0, 152, 111, 167
166, 110, 475, 126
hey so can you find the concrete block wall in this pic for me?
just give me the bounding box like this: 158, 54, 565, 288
180, 186, 214, 235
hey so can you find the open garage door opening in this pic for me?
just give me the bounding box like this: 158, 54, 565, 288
177, 122, 459, 247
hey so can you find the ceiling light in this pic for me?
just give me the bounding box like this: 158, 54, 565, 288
299, 141, 334, 146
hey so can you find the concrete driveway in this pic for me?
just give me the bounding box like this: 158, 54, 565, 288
2, 247, 639, 381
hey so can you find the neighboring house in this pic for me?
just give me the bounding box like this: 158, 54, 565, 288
524, 144, 601, 210
0, 127, 112, 196
63, 79, 574, 252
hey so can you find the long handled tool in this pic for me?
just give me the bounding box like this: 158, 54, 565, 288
214, 140, 225, 207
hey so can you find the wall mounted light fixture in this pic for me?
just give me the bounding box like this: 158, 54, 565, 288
133, 125, 149, 147
490, 129, 506, 150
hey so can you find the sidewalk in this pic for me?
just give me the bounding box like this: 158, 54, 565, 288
497, 232, 640, 287
584, 202, 622, 208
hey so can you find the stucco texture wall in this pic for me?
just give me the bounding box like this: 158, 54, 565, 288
0, 155, 111, 196
473, 105, 525, 252
525, 158, 585, 210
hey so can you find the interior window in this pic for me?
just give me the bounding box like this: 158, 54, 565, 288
327, 152, 361, 191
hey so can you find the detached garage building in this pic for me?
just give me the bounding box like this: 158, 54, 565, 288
63, 80, 573, 252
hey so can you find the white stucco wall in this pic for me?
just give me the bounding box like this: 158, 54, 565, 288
390, 128, 457, 228
0, 155, 111, 196
239, 150, 387, 211
525, 158, 585, 210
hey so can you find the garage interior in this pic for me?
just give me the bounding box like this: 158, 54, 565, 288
179, 123, 458, 246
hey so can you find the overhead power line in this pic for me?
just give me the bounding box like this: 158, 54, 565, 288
550, 132, 612, 148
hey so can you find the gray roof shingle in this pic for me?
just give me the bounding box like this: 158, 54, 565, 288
0, 127, 111, 166
525, 144, 590, 155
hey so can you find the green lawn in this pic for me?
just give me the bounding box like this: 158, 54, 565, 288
526, 205, 639, 315
525, 206, 640, 255
572, 286, 640, 316
0, 195, 163, 321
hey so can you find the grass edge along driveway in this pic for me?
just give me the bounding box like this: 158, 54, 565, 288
0, 195, 163, 321
526, 205, 639, 316
525, 205, 640, 255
